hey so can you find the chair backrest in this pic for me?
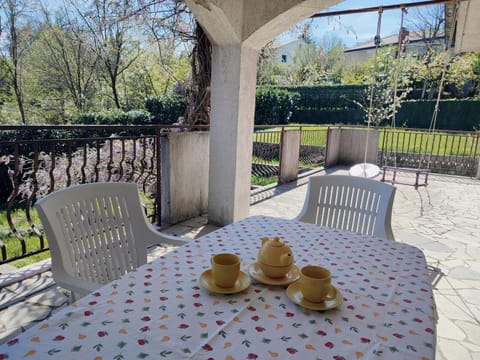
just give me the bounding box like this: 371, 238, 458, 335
295, 175, 396, 240
35, 183, 160, 295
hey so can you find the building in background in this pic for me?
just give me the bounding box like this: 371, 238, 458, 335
344, 29, 445, 67
271, 38, 308, 65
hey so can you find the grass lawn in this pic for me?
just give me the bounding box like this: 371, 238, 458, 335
0, 206, 51, 268
254, 124, 478, 156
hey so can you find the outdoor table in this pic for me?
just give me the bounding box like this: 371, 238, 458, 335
0, 215, 436, 359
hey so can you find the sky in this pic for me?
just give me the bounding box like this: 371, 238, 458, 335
278, 0, 438, 48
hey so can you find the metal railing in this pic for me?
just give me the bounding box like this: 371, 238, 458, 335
1, 124, 475, 266
298, 127, 326, 170
252, 126, 327, 185
379, 128, 480, 176
252, 128, 282, 184
0, 125, 208, 265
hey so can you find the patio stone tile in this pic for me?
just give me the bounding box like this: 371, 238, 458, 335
466, 260, 480, 274
0, 264, 16, 275
448, 266, 480, 281
162, 224, 200, 237
457, 320, 480, 346
437, 338, 473, 360
26, 287, 68, 307
0, 302, 51, 331
427, 277, 471, 296
437, 310, 466, 341
445, 230, 480, 246
463, 342, 480, 353
12, 274, 56, 299
457, 289, 480, 306
420, 241, 454, 253
0, 289, 21, 309
423, 249, 454, 262
395, 232, 434, 246
178, 215, 208, 227
435, 294, 478, 322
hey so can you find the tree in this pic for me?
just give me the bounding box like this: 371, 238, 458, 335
125, 1, 210, 125
30, 6, 99, 114
445, 52, 478, 97
0, 0, 33, 124
357, 47, 413, 126
70, 0, 140, 110
472, 52, 480, 97
406, 4, 446, 99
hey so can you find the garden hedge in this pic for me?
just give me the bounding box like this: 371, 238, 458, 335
255, 86, 300, 125
396, 100, 480, 131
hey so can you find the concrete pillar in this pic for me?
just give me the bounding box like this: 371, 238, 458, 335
185, 0, 341, 226
208, 44, 258, 225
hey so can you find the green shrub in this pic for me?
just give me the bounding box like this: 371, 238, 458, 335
144, 94, 187, 124
291, 109, 365, 124
397, 100, 480, 130
255, 86, 300, 125
72, 110, 153, 126
282, 85, 367, 110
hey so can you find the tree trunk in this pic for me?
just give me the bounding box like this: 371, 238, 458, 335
186, 22, 211, 126
8, 2, 26, 124
12, 74, 26, 124
110, 72, 121, 109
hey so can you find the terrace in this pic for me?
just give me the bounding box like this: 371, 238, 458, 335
0, 162, 479, 359
0, 0, 479, 357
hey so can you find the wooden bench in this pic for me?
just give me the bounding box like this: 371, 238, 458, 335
381, 166, 430, 189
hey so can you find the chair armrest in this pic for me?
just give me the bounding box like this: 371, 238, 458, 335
143, 223, 189, 247
52, 269, 101, 298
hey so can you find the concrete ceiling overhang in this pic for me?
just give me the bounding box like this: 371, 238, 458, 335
185, 0, 339, 49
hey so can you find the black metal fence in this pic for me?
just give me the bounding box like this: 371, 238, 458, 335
252, 126, 327, 185
0, 124, 477, 266
379, 128, 480, 176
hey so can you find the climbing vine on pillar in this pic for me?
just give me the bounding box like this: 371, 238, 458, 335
185, 22, 212, 125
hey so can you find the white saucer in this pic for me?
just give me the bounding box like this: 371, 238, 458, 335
249, 262, 300, 286
286, 282, 343, 311
199, 269, 251, 294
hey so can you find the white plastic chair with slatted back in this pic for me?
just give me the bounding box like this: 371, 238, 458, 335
295, 175, 396, 241
35, 182, 188, 301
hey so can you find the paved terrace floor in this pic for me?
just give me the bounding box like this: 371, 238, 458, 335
0, 167, 479, 359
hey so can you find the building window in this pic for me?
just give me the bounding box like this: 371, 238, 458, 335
281, 54, 287, 63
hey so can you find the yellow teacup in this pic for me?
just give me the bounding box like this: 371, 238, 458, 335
211, 253, 240, 288
299, 265, 337, 303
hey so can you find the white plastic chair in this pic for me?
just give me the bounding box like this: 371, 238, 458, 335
35, 182, 188, 300
295, 175, 396, 240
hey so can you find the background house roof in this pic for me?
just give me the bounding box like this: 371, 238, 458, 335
345, 30, 445, 52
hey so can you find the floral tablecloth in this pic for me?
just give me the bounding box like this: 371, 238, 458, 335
0, 216, 436, 359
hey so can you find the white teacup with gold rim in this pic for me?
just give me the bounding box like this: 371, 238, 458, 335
211, 253, 240, 288
299, 265, 337, 303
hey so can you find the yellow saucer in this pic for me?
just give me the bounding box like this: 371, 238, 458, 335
249, 262, 300, 286
286, 282, 343, 311
199, 269, 251, 294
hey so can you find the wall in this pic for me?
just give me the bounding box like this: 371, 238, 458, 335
325, 128, 379, 166
161, 132, 210, 224
279, 130, 300, 183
